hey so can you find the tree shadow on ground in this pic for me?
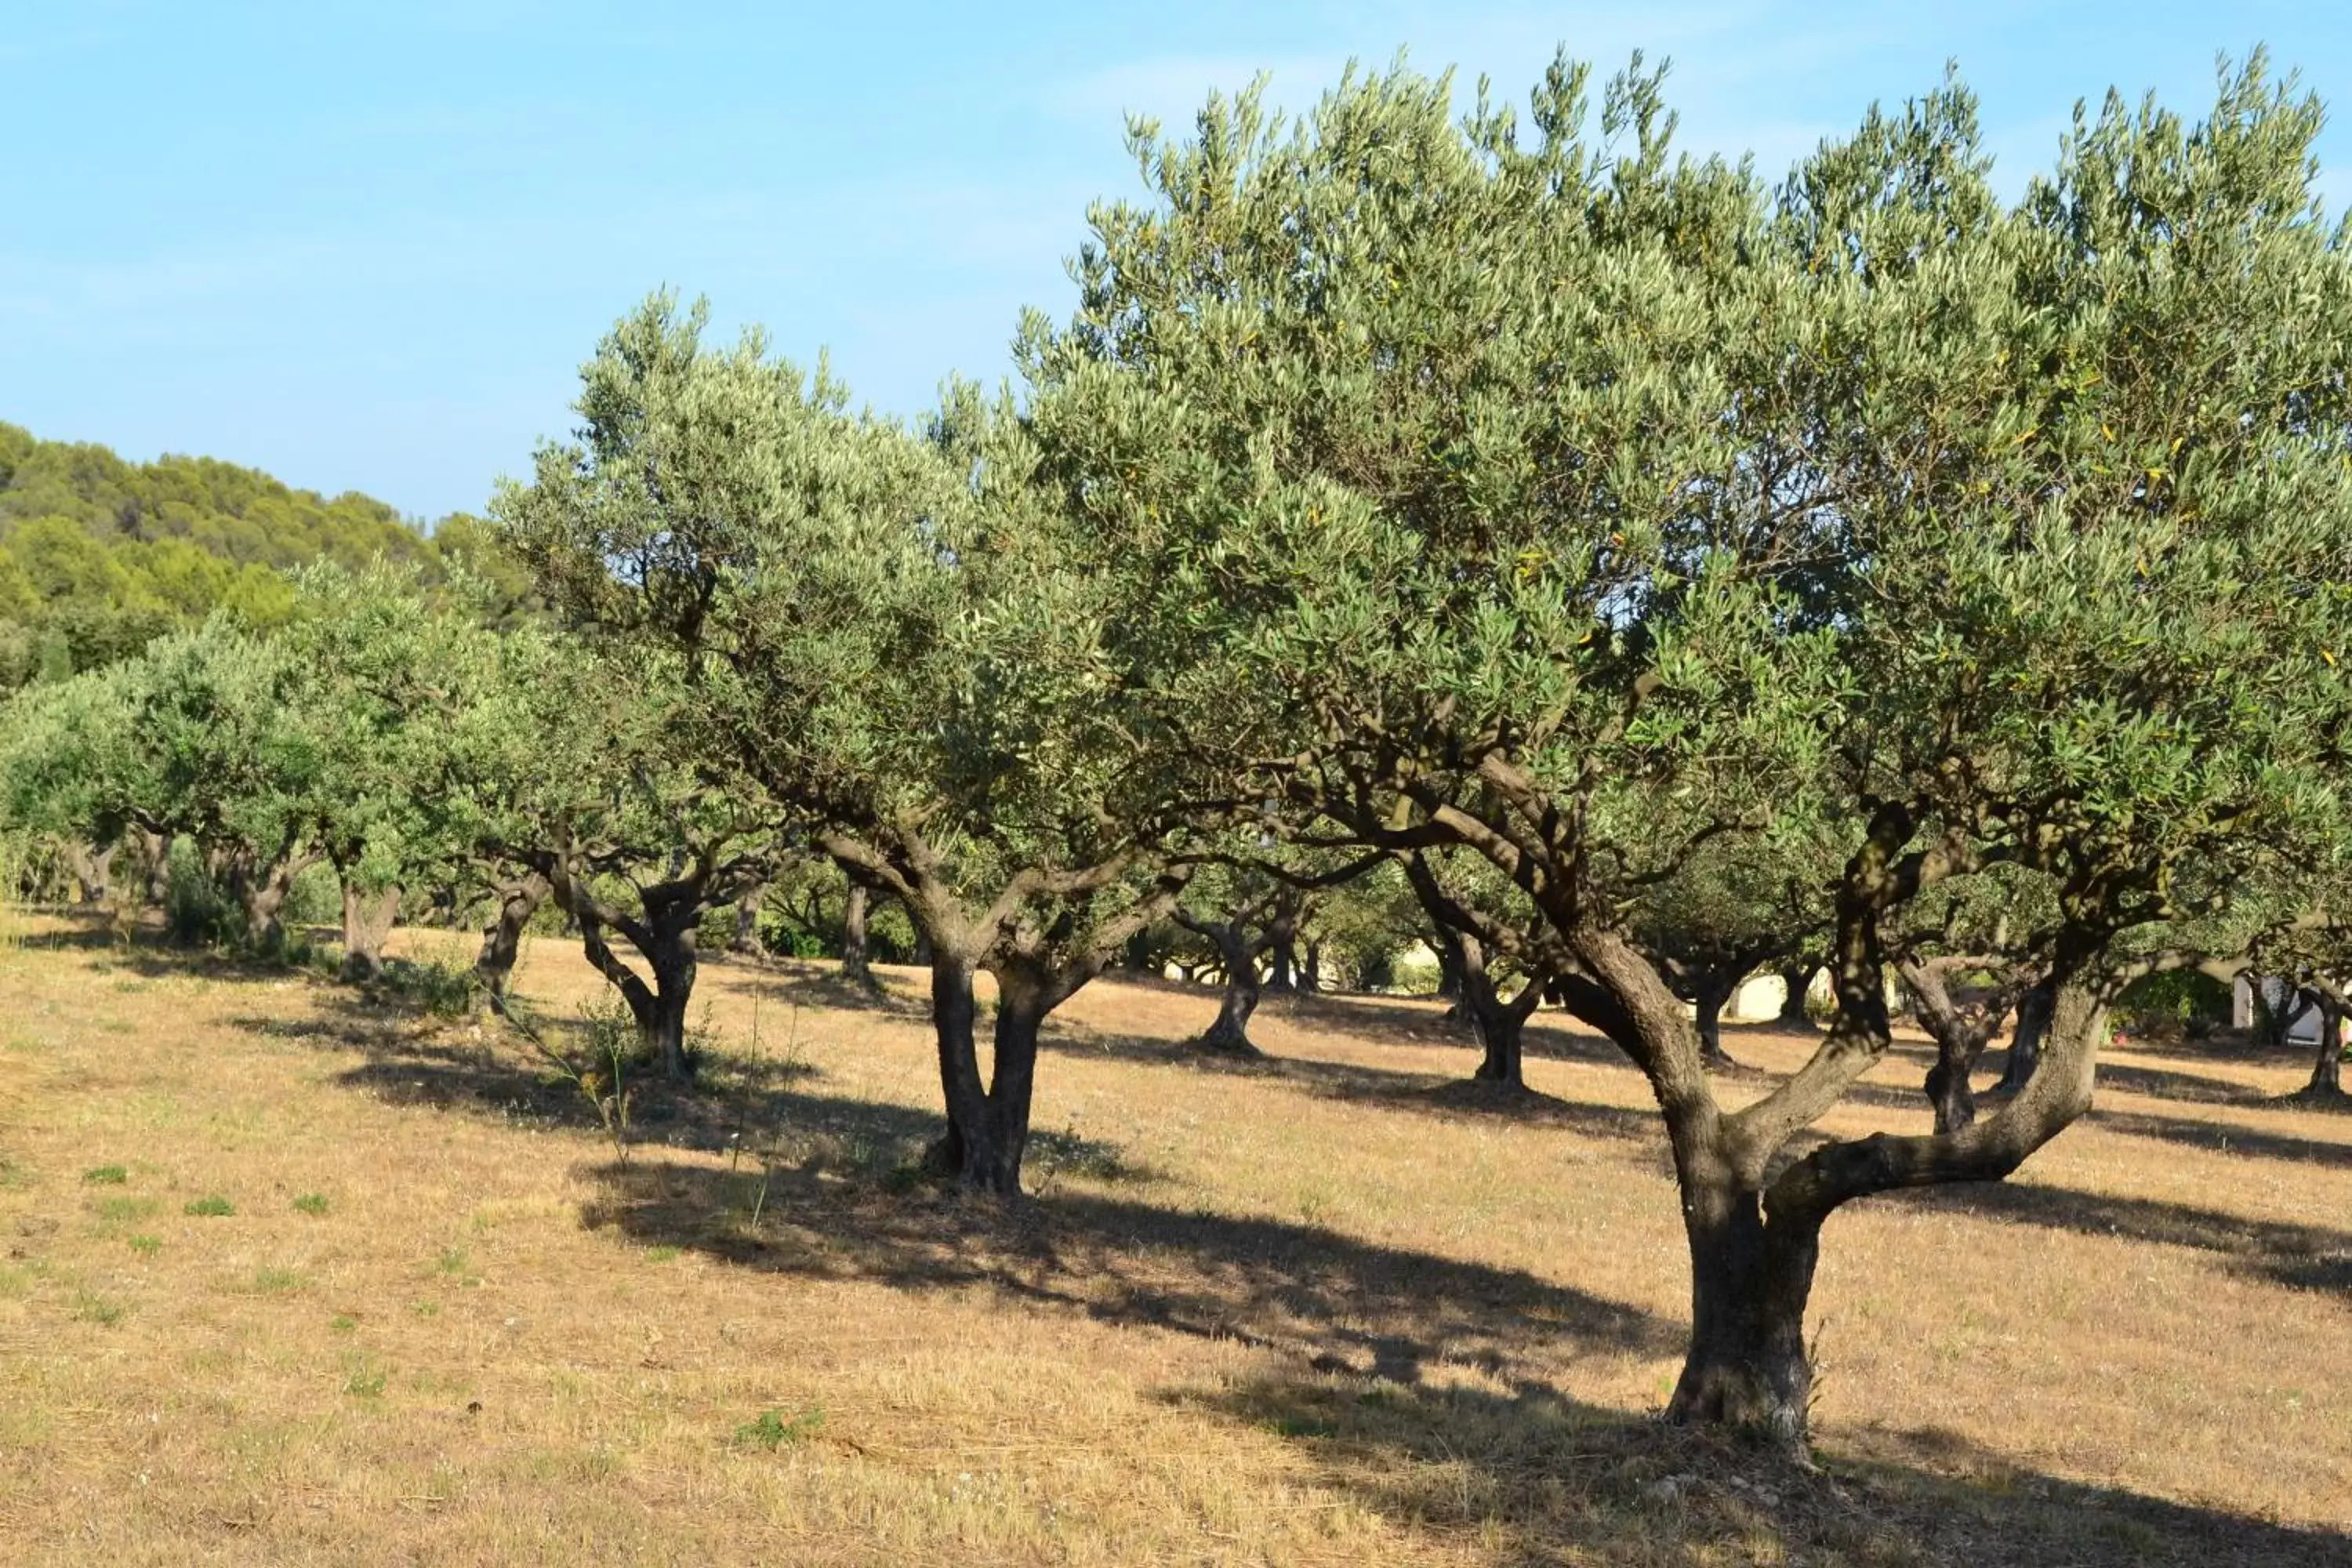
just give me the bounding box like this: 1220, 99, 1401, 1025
713, 955, 931, 1020
1041, 1025, 1667, 1146
1176, 1374, 2350, 1567
1250, 989, 1634, 1068
2090, 1105, 2352, 1170
1885, 1181, 2352, 1295
577, 1138, 1679, 1388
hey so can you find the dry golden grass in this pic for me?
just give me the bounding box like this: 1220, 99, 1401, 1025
1, 913, 2348, 1565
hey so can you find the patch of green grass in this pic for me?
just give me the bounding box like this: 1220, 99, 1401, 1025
252, 1266, 307, 1294
127, 1234, 162, 1257
183, 1195, 234, 1217
73, 1290, 125, 1326
328, 1313, 358, 1334
292, 1192, 328, 1216
412, 1299, 440, 1318
1266, 1416, 1341, 1439
97, 1196, 158, 1224
436, 1247, 467, 1276
644, 1245, 681, 1264
82, 1164, 128, 1185
733, 1406, 825, 1450
341, 1355, 387, 1399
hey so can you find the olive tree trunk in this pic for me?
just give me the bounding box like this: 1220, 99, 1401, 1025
339, 882, 402, 982
1773, 962, 1820, 1030
841, 881, 877, 989
475, 870, 550, 1010
1175, 909, 1264, 1055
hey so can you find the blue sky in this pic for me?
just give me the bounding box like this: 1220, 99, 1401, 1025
5, 2, 2350, 521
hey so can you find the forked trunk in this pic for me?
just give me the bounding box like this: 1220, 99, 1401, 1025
1457, 938, 1542, 1089
579, 912, 700, 1081
923, 956, 1045, 1196
841, 882, 876, 989
224, 844, 310, 956
339, 882, 401, 982
475, 871, 550, 1009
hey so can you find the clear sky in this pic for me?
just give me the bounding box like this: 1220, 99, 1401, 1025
5, 2, 2349, 521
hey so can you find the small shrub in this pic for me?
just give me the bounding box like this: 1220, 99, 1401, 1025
127, 1234, 162, 1256
734, 1406, 824, 1450
82, 1164, 128, 1185
98, 1196, 157, 1223
184, 1195, 234, 1217
292, 1192, 328, 1215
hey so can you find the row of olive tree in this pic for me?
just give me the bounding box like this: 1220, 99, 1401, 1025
486, 52, 2352, 1450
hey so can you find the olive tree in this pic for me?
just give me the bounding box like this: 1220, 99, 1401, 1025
1026, 55, 2352, 1446
495, 302, 1197, 1193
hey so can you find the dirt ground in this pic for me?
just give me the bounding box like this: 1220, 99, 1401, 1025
0, 915, 2347, 1565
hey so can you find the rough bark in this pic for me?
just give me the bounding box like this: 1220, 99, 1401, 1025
1300, 939, 1322, 994
1462, 946, 1545, 1090
474, 871, 550, 1010
338, 881, 401, 982
841, 881, 876, 990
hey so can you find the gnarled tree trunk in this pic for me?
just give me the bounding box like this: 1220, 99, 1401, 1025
1899, 957, 2022, 1135
1458, 937, 1545, 1090
1177, 909, 1264, 1055
220, 837, 317, 956
475, 871, 550, 1011
339, 881, 401, 982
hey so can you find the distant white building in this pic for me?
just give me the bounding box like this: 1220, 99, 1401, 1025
2232, 975, 2325, 1044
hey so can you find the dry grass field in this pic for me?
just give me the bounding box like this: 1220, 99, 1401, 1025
2, 913, 2349, 1565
